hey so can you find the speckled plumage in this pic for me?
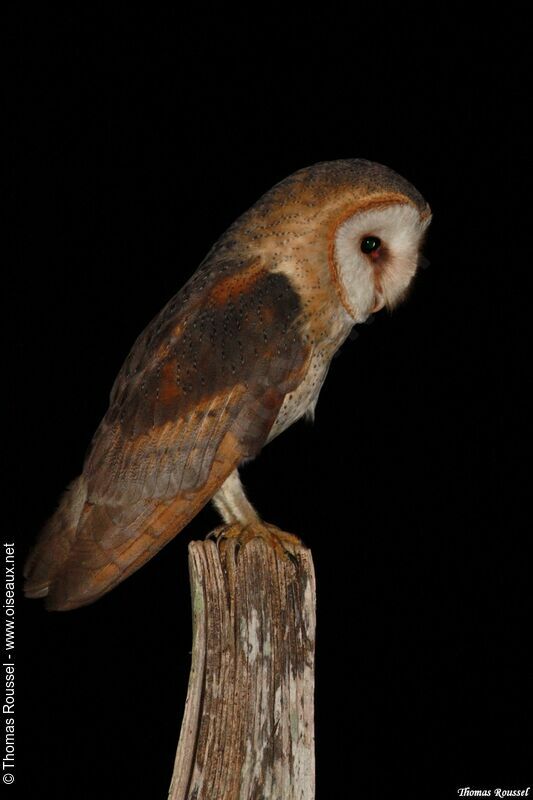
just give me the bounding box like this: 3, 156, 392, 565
24, 159, 431, 610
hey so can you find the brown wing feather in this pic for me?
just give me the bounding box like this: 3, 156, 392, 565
24, 256, 310, 609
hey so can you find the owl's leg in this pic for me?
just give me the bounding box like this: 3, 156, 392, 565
212, 469, 260, 526
211, 469, 300, 554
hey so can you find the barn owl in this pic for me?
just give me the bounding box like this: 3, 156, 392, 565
24, 159, 431, 610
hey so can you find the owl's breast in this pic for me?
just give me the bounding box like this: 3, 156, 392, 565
267, 318, 353, 442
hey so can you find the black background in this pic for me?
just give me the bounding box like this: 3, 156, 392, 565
11, 9, 530, 800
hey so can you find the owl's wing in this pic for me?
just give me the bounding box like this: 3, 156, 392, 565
24, 257, 310, 609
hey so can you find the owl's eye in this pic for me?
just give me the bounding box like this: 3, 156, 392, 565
360, 236, 381, 254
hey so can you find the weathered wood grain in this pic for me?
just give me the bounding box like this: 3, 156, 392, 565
168, 535, 316, 800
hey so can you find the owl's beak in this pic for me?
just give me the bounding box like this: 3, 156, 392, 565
372, 292, 385, 313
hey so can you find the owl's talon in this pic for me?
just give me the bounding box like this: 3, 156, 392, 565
206, 524, 230, 541
213, 521, 301, 561
207, 524, 236, 553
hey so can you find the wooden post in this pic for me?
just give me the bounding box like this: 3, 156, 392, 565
168, 534, 316, 800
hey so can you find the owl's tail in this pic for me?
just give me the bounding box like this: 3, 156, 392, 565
24, 472, 216, 611
23, 475, 88, 603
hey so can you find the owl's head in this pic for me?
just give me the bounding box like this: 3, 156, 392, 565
287, 159, 430, 325
223, 158, 431, 326
332, 195, 431, 322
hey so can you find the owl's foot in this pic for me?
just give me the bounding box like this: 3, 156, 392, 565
210, 521, 301, 560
